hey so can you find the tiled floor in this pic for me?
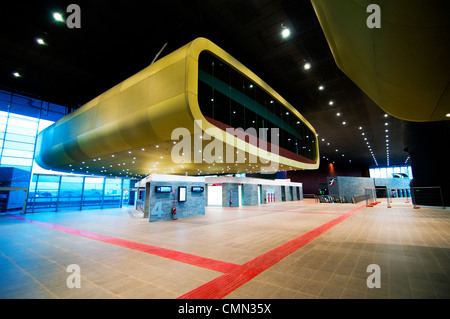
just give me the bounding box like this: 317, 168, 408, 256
0, 198, 449, 299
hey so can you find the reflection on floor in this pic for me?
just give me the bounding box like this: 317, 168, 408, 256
0, 198, 449, 299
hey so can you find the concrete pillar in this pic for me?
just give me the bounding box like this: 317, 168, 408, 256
143, 182, 150, 218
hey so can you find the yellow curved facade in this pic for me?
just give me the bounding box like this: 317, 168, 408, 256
35, 38, 319, 178
311, 0, 449, 122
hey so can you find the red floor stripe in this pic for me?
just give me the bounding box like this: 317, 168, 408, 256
7, 215, 239, 274
178, 204, 366, 299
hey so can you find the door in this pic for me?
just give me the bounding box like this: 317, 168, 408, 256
207, 184, 222, 206
121, 188, 138, 207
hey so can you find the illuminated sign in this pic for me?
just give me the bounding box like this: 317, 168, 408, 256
155, 186, 172, 193
178, 186, 187, 202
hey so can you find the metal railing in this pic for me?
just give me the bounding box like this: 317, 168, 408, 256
385, 186, 444, 209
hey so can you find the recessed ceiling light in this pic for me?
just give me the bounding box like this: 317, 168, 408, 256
446, 113, 450, 118
281, 27, 291, 38
336, 113, 341, 116
12, 72, 21, 78
36, 38, 45, 45
318, 85, 324, 91
53, 12, 64, 22
303, 62, 311, 70
329, 100, 334, 106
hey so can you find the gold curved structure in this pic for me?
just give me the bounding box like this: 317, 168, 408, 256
35, 38, 319, 178
311, 0, 449, 122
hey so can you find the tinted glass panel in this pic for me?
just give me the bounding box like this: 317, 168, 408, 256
198, 51, 316, 162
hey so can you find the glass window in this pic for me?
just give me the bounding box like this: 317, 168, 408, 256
198, 51, 317, 163
122, 179, 131, 189
33, 175, 60, 212
37, 119, 54, 133
1, 157, 32, 166
3, 141, 35, 152
2, 149, 34, 159
4, 132, 36, 143
103, 178, 122, 207
386, 167, 394, 178
5, 125, 36, 136
82, 177, 104, 209
7, 117, 38, 130
370, 165, 413, 179
58, 176, 83, 211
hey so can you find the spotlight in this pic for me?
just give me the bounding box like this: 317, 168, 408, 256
53, 12, 64, 22
281, 27, 291, 38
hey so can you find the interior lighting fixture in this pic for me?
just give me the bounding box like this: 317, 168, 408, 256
53, 12, 64, 22
328, 100, 334, 106
281, 25, 291, 38
12, 72, 21, 78
318, 85, 324, 91
303, 62, 311, 70
36, 38, 45, 45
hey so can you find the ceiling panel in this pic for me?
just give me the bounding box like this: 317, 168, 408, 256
0, 0, 416, 169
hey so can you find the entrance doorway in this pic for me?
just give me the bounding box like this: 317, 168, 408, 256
121, 188, 138, 208
207, 184, 222, 206
281, 186, 286, 201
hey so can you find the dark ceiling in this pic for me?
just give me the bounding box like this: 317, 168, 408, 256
0, 0, 411, 169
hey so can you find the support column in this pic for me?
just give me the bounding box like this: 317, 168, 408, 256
143, 182, 150, 218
